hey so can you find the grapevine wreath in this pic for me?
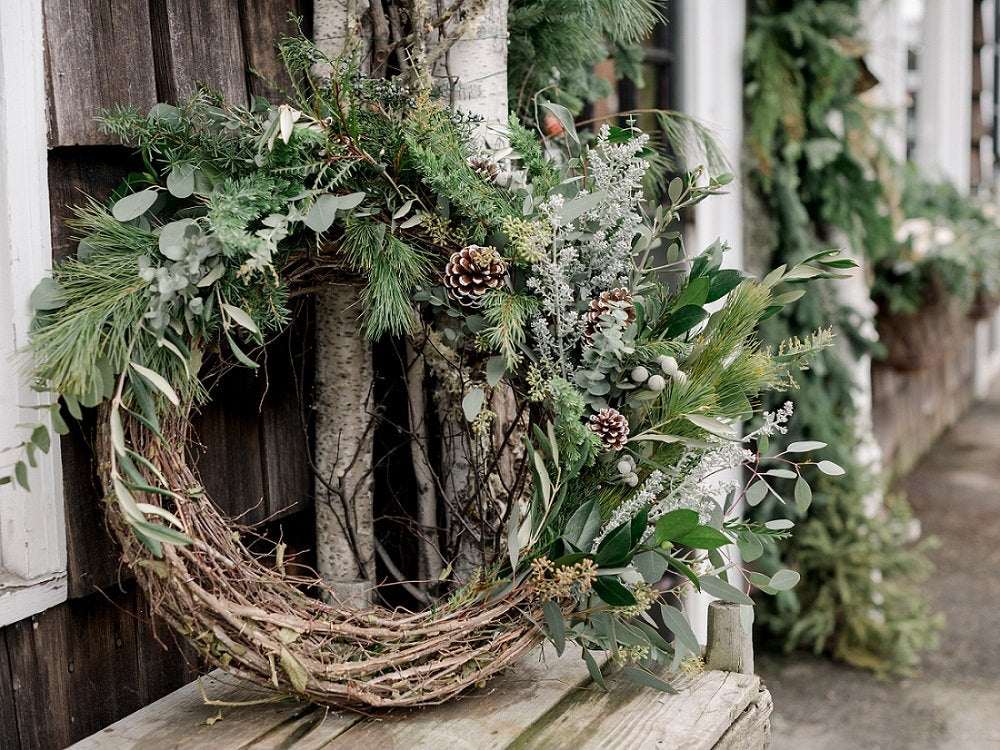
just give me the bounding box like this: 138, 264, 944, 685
4, 39, 852, 708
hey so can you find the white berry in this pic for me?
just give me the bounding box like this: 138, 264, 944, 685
658, 355, 679, 377
625, 472, 639, 487
630, 366, 650, 383
647, 374, 666, 392
617, 459, 633, 474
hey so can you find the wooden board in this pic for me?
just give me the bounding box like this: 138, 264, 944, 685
43, 0, 158, 146
0, 629, 19, 750
324, 647, 594, 749
238, 0, 310, 101
0, 582, 206, 749
150, 0, 249, 105
192, 367, 269, 525
69, 671, 359, 750
4, 603, 74, 749
714, 686, 772, 750
259, 310, 315, 520
510, 669, 762, 750
67, 648, 773, 750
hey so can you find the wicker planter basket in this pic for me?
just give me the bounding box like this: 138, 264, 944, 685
875, 277, 966, 371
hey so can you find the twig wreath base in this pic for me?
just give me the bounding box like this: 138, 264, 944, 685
100, 409, 547, 709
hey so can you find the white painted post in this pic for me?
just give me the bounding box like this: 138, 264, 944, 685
0, 0, 68, 626
862, 0, 909, 162
915, 0, 973, 189
679, 0, 746, 644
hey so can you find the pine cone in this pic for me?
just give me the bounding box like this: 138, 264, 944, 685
584, 288, 636, 342
443, 245, 507, 306
467, 155, 501, 182
588, 407, 630, 451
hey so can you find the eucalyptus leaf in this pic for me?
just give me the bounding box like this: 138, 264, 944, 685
794, 477, 813, 512
130, 362, 180, 406
486, 356, 506, 387
623, 665, 677, 694
685, 413, 738, 439
29, 278, 67, 311
768, 569, 801, 591
816, 460, 846, 476
166, 163, 196, 198
112, 189, 158, 222
745, 479, 769, 507
660, 603, 701, 655
462, 387, 485, 422
303, 194, 341, 233
542, 600, 566, 655
785, 440, 827, 453
700, 575, 754, 606
582, 648, 607, 690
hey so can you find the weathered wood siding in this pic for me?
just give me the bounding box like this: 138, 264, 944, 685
1, 3, 312, 749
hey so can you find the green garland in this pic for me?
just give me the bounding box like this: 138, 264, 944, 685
744, 0, 941, 676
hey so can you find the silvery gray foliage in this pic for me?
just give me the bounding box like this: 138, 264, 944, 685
524, 126, 648, 385
584, 125, 650, 292
139, 220, 222, 336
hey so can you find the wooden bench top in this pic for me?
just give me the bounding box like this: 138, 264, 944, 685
68, 646, 771, 750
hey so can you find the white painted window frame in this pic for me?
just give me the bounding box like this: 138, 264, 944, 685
0, 0, 67, 626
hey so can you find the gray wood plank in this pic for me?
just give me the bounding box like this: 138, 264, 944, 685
511, 670, 762, 750
192, 367, 269, 525
324, 645, 593, 749
259, 312, 314, 520
237, 0, 309, 101
4, 605, 74, 749
43, 0, 158, 146
713, 686, 772, 750
0, 628, 19, 750
68, 670, 359, 750
150, 0, 249, 105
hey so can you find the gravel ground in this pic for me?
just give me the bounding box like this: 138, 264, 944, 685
758, 384, 1000, 750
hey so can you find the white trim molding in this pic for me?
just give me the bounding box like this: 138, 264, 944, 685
0, 0, 67, 626
915, 0, 973, 189
679, 0, 747, 644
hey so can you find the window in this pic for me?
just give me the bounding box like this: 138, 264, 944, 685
0, 0, 67, 627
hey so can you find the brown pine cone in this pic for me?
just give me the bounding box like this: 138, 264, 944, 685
444, 245, 507, 306
584, 288, 636, 342
467, 155, 501, 182
588, 407, 630, 451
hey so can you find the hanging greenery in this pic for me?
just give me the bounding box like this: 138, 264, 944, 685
744, 0, 941, 676
0, 30, 852, 706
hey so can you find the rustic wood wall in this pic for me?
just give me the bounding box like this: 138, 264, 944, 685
1, 3, 312, 749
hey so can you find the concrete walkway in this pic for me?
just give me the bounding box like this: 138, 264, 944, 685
758, 385, 1000, 750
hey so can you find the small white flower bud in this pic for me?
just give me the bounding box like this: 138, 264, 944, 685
625, 472, 639, 487
630, 365, 650, 383
674, 370, 688, 384
646, 374, 666, 392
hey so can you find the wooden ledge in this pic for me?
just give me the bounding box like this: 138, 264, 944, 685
70, 646, 771, 750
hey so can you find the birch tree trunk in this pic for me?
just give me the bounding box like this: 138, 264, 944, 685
425, 0, 511, 578
311, 0, 510, 597
313, 1, 375, 606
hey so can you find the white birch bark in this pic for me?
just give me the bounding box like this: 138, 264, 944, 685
313, 0, 375, 606
425, 0, 511, 577
311, 0, 510, 594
